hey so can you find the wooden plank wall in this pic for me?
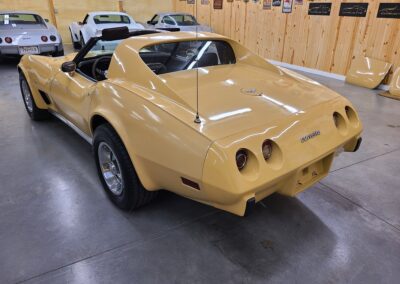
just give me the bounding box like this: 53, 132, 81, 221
0, 0, 174, 43
174, 0, 400, 82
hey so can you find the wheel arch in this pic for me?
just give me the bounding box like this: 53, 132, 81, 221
90, 113, 158, 191
18, 64, 49, 110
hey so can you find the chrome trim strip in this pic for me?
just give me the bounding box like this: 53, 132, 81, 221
49, 110, 93, 145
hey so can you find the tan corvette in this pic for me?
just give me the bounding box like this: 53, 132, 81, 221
18, 27, 363, 216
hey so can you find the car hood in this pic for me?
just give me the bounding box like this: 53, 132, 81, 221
158, 63, 341, 140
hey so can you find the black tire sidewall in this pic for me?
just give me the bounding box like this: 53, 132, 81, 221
19, 74, 34, 118
19, 73, 49, 121
93, 125, 138, 210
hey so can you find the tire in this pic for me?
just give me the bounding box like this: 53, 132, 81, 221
93, 124, 157, 210
19, 72, 50, 121
52, 49, 64, 57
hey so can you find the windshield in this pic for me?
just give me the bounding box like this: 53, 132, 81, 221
84, 39, 121, 59
93, 14, 130, 24
166, 14, 198, 26
0, 13, 44, 26
139, 40, 236, 75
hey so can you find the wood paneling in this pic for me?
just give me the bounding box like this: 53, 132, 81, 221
53, 0, 117, 43
175, 0, 400, 83
123, 0, 174, 23
0, 0, 174, 43
0, 0, 51, 21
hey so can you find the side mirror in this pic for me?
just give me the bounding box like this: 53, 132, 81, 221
45, 19, 49, 23
61, 61, 76, 73
147, 21, 152, 25
78, 21, 83, 25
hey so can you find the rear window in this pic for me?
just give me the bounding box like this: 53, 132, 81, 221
139, 40, 236, 75
93, 15, 130, 24
0, 13, 44, 25
167, 15, 198, 26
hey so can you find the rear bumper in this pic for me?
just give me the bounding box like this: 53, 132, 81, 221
0, 43, 63, 56
198, 96, 363, 216
201, 135, 361, 216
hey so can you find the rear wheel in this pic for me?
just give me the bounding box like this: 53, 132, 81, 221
93, 124, 157, 210
19, 73, 50, 121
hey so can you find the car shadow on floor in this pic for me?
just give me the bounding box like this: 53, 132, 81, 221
16, 93, 337, 282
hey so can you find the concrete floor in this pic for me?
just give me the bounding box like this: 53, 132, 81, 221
1, 46, 400, 284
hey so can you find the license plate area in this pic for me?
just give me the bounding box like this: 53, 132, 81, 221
296, 154, 333, 193
19, 46, 39, 55
297, 163, 323, 186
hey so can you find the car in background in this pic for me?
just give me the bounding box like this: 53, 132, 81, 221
146, 12, 212, 32
18, 27, 363, 216
0, 11, 63, 57
69, 11, 144, 49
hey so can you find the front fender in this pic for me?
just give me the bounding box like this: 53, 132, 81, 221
18, 56, 50, 109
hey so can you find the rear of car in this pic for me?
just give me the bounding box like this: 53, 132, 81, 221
128, 33, 363, 216
0, 11, 63, 57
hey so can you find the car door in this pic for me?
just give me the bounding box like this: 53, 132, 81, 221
50, 71, 95, 136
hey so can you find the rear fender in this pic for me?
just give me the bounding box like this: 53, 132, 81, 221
69, 23, 81, 42
89, 82, 212, 195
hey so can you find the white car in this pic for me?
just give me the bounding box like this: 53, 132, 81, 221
146, 12, 212, 32
69, 11, 144, 49
0, 11, 63, 57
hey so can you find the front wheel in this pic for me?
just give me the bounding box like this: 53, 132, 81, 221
19, 73, 50, 121
93, 124, 157, 210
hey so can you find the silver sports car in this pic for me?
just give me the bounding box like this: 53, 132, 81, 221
146, 12, 212, 32
0, 11, 63, 57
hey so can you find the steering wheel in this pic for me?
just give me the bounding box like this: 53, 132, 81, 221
92, 56, 112, 81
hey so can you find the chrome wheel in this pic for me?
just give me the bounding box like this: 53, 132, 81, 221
98, 142, 124, 196
21, 79, 33, 113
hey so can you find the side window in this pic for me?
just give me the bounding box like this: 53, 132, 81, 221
162, 16, 175, 26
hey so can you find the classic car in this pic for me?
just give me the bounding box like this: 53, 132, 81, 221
69, 11, 144, 49
0, 11, 63, 57
18, 27, 363, 216
146, 12, 212, 32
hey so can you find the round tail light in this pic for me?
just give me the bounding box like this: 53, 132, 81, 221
345, 106, 359, 127
5, 37, 12, 44
333, 112, 340, 128
236, 149, 248, 171
50, 35, 57, 42
262, 140, 273, 160
41, 36, 48, 42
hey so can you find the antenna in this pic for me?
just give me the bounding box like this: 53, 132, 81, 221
194, 1, 201, 124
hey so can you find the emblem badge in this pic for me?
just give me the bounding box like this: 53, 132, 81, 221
300, 131, 321, 143
240, 88, 263, 96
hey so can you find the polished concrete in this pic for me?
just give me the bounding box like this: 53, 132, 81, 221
1, 46, 400, 284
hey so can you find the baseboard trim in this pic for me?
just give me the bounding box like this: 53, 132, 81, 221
268, 59, 390, 91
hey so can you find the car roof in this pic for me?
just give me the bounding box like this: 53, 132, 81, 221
0, 10, 41, 15
157, 12, 194, 17
88, 11, 130, 17
121, 31, 227, 52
